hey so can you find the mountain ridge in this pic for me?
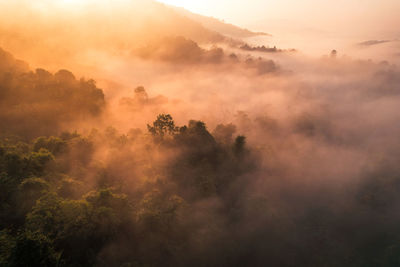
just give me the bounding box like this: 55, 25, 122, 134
170, 5, 271, 39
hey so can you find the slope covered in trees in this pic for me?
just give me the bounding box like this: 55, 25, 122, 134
0, 111, 255, 266
171, 6, 270, 39
0, 48, 105, 139
0, 0, 228, 69
1, 6, 400, 263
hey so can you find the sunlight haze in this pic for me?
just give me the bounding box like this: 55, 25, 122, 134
1, 1, 400, 266
158, 0, 400, 37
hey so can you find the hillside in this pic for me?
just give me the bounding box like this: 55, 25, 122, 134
171, 5, 271, 38
0, 0, 231, 69
0, 47, 105, 139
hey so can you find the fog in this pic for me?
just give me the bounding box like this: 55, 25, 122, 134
1, 1, 400, 266
160, 0, 400, 60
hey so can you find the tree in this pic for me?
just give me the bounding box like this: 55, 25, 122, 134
134, 86, 149, 103
4, 231, 59, 267
33, 136, 67, 155
212, 123, 237, 145
147, 114, 178, 139
28, 149, 54, 176
233, 136, 246, 157
330, 49, 337, 58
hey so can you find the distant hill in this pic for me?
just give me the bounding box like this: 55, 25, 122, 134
0, 0, 222, 67
171, 5, 271, 39
0, 0, 268, 69
357, 40, 391, 47
0, 47, 105, 138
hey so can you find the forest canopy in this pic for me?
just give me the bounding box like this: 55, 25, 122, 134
0, 109, 254, 266
0, 48, 105, 139
0, 0, 400, 263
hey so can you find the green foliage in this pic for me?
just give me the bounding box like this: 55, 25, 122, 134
33, 136, 67, 155
19, 177, 49, 193
23, 189, 133, 266
0, 112, 258, 266
136, 190, 185, 232
57, 177, 84, 199
0, 142, 51, 179
147, 114, 178, 139
18, 177, 50, 215
1, 151, 28, 179
0, 53, 105, 139
28, 148, 54, 176
67, 136, 94, 167
1, 230, 59, 267
0, 172, 17, 207
25, 193, 95, 265
85, 188, 131, 235
0, 230, 14, 266
0, 172, 22, 228
6, 112, 400, 266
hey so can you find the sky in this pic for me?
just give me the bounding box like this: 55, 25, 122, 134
158, 0, 400, 39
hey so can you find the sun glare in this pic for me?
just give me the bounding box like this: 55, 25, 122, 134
60, 0, 79, 3
157, 0, 207, 14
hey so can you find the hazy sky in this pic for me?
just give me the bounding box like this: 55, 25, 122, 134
158, 0, 400, 38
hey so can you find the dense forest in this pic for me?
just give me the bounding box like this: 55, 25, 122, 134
1, 43, 400, 267
0, 48, 257, 266
0, 115, 254, 267
0, 48, 105, 139
0, 1, 400, 266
